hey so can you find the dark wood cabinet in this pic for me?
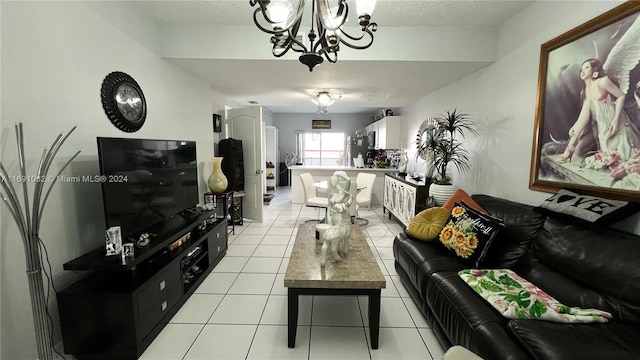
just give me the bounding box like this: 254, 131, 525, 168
383, 173, 430, 226
57, 211, 227, 360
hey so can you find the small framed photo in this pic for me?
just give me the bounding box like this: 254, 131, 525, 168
105, 226, 122, 256
122, 243, 135, 257
213, 114, 222, 133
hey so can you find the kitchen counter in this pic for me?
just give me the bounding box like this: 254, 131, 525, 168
289, 165, 395, 204
287, 165, 393, 172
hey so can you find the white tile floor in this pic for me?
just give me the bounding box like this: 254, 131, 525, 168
140, 187, 445, 360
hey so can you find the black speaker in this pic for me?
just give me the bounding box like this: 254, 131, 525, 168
279, 162, 289, 186
218, 138, 244, 191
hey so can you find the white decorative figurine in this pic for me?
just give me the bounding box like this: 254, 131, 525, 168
398, 150, 408, 174
320, 171, 353, 266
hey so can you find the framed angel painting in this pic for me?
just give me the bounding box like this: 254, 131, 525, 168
530, 1, 640, 202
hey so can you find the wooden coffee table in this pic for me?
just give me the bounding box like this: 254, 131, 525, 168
284, 224, 386, 348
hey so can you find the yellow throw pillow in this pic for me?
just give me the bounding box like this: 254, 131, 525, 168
408, 207, 451, 241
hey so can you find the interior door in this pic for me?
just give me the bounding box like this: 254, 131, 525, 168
226, 107, 264, 223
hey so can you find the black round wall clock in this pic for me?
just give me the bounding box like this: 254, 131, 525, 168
101, 71, 147, 132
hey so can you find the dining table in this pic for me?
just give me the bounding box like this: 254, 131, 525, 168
314, 180, 368, 225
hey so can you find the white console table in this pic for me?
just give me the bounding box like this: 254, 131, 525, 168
383, 173, 430, 226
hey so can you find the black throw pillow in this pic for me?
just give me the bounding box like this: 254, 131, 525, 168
438, 201, 505, 268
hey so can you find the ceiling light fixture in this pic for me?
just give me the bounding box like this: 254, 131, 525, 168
311, 91, 335, 106
316, 106, 329, 114
250, 0, 378, 72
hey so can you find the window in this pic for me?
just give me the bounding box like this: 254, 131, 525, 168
296, 131, 345, 166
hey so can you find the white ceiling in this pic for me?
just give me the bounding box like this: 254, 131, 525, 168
132, 0, 534, 114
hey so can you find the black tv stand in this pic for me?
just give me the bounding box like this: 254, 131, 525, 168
181, 206, 203, 216
57, 210, 227, 360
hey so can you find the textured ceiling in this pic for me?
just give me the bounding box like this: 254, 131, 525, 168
134, 0, 533, 27
132, 0, 534, 114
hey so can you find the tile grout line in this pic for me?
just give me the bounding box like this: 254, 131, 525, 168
242, 269, 279, 360
355, 294, 374, 360
180, 323, 208, 360
180, 268, 241, 360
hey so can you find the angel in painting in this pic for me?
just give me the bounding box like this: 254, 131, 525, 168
553, 14, 640, 188
560, 57, 640, 163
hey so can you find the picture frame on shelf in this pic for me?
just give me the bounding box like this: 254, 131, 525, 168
105, 226, 122, 256
529, 2, 640, 202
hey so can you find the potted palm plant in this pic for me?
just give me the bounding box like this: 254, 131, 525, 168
416, 109, 477, 205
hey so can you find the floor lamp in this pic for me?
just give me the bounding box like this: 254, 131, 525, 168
0, 123, 81, 360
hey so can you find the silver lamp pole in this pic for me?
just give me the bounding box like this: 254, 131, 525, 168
0, 123, 81, 360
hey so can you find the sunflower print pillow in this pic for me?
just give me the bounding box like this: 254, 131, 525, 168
439, 201, 504, 267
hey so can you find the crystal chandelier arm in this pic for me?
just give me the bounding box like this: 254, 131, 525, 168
290, 37, 308, 52
311, 22, 339, 63
252, 7, 283, 35
271, 19, 309, 57
324, 52, 338, 63
316, 42, 339, 63
338, 22, 377, 50
272, 35, 308, 57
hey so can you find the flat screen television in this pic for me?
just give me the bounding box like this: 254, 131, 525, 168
97, 137, 199, 239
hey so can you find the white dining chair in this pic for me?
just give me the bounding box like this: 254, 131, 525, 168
355, 173, 376, 225
300, 173, 328, 223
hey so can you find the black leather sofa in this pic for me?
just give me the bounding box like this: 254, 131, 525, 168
393, 194, 640, 360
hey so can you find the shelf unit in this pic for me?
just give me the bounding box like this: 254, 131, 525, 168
206, 191, 243, 235
57, 210, 227, 360
266, 176, 276, 192
265, 125, 278, 191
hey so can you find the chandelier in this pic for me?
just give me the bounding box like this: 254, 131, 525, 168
250, 0, 378, 71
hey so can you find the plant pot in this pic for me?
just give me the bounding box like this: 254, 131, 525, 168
429, 183, 457, 206
207, 157, 228, 193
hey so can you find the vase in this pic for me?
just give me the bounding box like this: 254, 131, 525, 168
429, 183, 457, 206
207, 157, 228, 194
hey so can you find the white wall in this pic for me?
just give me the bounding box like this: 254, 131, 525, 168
0, 2, 233, 359
400, 0, 639, 233
274, 112, 372, 162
